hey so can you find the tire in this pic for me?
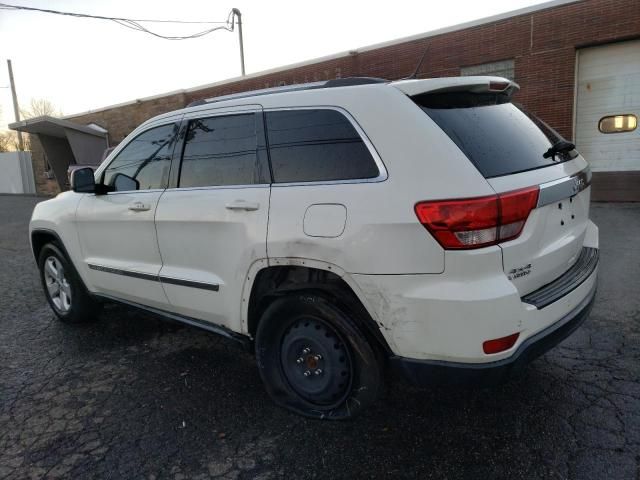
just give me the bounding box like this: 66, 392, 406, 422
255, 293, 383, 420
38, 242, 102, 323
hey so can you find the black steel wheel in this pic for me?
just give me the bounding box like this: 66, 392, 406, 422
279, 316, 354, 408
255, 293, 383, 419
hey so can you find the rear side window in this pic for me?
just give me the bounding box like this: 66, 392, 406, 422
103, 123, 177, 190
416, 92, 576, 178
179, 113, 269, 188
265, 109, 379, 183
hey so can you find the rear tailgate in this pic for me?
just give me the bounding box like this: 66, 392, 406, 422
400, 76, 595, 296
488, 160, 592, 296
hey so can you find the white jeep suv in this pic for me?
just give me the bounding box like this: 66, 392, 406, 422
30, 76, 599, 419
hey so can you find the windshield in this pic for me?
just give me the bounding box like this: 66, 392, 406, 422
415, 92, 577, 178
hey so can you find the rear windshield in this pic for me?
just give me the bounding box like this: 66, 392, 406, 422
415, 92, 577, 178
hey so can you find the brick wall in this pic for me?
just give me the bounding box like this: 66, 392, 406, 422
29, 136, 59, 196
34, 0, 640, 195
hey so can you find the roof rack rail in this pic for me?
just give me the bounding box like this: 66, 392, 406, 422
186, 77, 388, 108
323, 77, 388, 87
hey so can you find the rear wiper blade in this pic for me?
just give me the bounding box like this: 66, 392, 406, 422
543, 140, 575, 159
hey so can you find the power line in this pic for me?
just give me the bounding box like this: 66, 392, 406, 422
0, 2, 232, 23
0, 3, 237, 40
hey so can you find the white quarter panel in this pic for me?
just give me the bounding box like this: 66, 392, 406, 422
154, 185, 270, 329
264, 87, 495, 274
75, 191, 168, 307
303, 204, 346, 238
268, 183, 445, 274
352, 221, 598, 361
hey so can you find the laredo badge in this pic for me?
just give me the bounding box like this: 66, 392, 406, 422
508, 263, 532, 280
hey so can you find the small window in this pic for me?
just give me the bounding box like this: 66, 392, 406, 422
598, 114, 637, 134
265, 109, 379, 183
461, 59, 515, 81
179, 113, 269, 188
103, 124, 177, 190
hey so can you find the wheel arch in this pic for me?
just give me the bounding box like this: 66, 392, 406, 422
242, 258, 393, 356
31, 228, 69, 263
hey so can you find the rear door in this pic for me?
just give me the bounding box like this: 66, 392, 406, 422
415, 87, 592, 296
154, 105, 270, 330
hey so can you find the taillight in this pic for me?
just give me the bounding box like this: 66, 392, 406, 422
414, 186, 539, 249
488, 81, 510, 92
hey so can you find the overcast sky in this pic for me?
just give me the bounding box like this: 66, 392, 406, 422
0, 0, 547, 130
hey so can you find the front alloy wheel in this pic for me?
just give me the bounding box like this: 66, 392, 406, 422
38, 242, 101, 323
43, 256, 72, 313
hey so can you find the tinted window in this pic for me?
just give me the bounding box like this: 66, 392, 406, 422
265, 109, 379, 183
103, 124, 177, 190
416, 93, 576, 178
179, 113, 269, 188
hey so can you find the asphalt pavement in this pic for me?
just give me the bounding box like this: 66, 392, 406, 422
0, 195, 638, 479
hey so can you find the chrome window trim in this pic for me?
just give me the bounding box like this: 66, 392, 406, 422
264, 105, 389, 186
537, 166, 592, 207
181, 104, 263, 121
91, 188, 166, 197
164, 184, 270, 193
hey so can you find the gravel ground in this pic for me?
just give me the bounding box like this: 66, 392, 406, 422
0, 195, 638, 479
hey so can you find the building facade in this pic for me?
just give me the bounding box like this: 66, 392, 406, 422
29, 0, 640, 199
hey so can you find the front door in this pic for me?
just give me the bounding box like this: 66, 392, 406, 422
76, 122, 180, 308
154, 106, 270, 331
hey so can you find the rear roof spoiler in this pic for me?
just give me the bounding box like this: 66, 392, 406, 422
390, 76, 520, 97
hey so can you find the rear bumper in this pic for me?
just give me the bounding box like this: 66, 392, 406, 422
390, 281, 596, 386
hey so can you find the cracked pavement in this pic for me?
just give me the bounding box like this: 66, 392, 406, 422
0, 195, 638, 479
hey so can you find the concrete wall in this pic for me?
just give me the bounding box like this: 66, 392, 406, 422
0, 152, 36, 194
31, 0, 640, 195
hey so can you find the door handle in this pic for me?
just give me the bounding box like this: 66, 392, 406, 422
225, 200, 260, 211
128, 201, 151, 212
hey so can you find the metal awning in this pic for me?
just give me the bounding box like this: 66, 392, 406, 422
10, 115, 108, 138
9, 116, 109, 191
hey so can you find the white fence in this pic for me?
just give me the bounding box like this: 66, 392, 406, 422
0, 152, 36, 194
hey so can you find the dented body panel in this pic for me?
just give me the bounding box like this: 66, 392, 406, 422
30, 75, 599, 378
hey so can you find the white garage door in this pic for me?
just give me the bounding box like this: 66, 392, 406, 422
575, 40, 640, 171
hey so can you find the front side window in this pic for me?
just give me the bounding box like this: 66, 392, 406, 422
179, 113, 269, 188
265, 109, 379, 183
103, 124, 178, 190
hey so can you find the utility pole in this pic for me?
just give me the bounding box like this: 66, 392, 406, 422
232, 8, 245, 76
7, 59, 24, 151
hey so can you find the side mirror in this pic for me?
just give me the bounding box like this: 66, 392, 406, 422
71, 167, 96, 193
112, 173, 139, 192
